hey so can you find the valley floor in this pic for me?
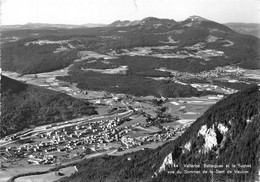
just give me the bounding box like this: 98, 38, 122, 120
1, 57, 259, 182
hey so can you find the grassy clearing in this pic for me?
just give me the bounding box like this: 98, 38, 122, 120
15, 166, 76, 182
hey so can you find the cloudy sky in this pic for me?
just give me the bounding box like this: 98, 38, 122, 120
1, 0, 260, 25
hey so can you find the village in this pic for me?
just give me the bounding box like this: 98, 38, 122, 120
1, 102, 189, 167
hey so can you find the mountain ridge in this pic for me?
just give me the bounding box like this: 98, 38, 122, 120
107, 15, 210, 27
1, 15, 220, 29
1, 23, 107, 30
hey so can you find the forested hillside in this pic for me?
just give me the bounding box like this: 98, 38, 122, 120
1, 39, 78, 74
58, 56, 217, 98
1, 76, 97, 137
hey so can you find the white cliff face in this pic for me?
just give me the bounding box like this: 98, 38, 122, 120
246, 119, 252, 123
198, 125, 207, 136
198, 125, 218, 152
159, 152, 173, 173
217, 123, 228, 134
203, 127, 217, 152
183, 141, 191, 152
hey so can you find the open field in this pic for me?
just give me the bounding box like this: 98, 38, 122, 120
243, 69, 260, 83
111, 141, 166, 156
81, 65, 128, 75
119, 115, 148, 128
109, 44, 225, 60
164, 95, 220, 120
15, 166, 76, 182
0, 165, 52, 182
78, 51, 117, 60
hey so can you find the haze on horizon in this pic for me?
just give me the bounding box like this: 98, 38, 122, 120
1, 0, 260, 25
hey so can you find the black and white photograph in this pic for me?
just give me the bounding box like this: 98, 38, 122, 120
0, 0, 260, 181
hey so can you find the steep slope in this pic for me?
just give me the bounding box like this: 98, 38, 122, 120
0, 76, 97, 137
58, 86, 260, 182
153, 86, 260, 181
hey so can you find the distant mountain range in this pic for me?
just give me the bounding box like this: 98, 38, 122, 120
107, 16, 212, 27
225, 22, 260, 38
2, 16, 260, 72
107, 17, 260, 40
1, 23, 107, 30
107, 16, 177, 27
107, 20, 141, 27
1, 16, 197, 30
2, 17, 259, 39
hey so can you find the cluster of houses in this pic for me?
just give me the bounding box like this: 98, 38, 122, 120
170, 66, 243, 80
1, 117, 127, 164
1, 108, 190, 166
2, 143, 59, 165
28, 154, 56, 165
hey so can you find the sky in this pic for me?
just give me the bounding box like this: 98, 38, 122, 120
1, 0, 260, 25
